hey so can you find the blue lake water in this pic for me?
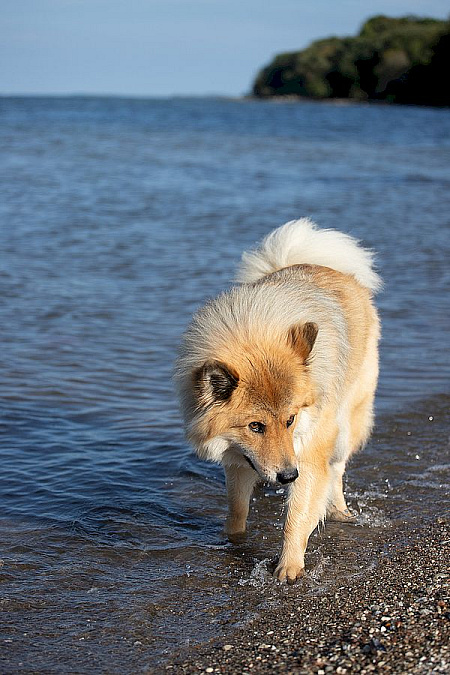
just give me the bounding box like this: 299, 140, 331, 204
0, 96, 449, 670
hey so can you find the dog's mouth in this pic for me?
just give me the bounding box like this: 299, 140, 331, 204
242, 453, 278, 483
244, 455, 257, 471
227, 444, 277, 483
241, 451, 267, 478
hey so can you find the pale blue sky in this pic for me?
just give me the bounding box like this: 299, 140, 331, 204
1, 0, 449, 96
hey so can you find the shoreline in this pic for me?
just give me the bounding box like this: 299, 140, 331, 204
1, 94, 449, 110
165, 519, 449, 674
242, 94, 450, 110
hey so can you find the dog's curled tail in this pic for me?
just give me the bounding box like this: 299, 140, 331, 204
236, 217, 382, 292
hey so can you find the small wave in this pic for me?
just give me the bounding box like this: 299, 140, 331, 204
238, 558, 273, 588
350, 491, 391, 528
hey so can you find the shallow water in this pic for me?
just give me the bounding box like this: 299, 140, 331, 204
0, 97, 449, 670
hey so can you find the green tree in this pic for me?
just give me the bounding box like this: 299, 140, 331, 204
252, 15, 449, 106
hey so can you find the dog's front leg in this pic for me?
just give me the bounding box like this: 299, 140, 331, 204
224, 464, 258, 540
274, 458, 330, 583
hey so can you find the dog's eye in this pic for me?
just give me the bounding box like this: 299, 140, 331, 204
286, 415, 296, 428
248, 422, 265, 434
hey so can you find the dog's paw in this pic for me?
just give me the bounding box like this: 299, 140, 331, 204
273, 560, 305, 584
226, 530, 247, 544
224, 521, 247, 544
327, 507, 357, 523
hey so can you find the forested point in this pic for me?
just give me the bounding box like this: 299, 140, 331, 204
252, 15, 450, 106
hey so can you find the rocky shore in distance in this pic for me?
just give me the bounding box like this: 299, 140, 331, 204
252, 15, 450, 107
165, 519, 449, 674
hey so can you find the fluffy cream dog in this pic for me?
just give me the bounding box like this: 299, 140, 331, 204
175, 218, 381, 583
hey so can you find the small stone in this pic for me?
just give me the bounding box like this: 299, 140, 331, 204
206, 669, 214, 673
223, 644, 233, 651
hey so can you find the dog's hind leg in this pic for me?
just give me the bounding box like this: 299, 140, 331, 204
327, 392, 375, 522
224, 464, 258, 541
327, 460, 356, 522
326, 400, 355, 522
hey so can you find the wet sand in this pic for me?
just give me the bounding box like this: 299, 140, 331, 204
166, 518, 449, 674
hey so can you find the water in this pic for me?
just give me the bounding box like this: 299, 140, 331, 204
0, 97, 449, 670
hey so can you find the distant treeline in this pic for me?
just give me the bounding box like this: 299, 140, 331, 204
252, 15, 450, 106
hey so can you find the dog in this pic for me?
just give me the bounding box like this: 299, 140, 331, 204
175, 218, 381, 583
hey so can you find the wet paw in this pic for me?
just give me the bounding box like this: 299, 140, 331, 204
224, 522, 247, 543
327, 507, 357, 523
273, 560, 305, 584
226, 529, 247, 544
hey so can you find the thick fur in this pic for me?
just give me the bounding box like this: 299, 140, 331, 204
175, 218, 381, 583
237, 217, 382, 292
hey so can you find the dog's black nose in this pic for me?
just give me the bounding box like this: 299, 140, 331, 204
276, 468, 299, 484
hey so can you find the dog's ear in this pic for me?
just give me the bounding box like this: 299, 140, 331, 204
194, 360, 239, 405
288, 322, 318, 362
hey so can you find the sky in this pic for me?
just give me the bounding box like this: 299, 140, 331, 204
1, 0, 449, 97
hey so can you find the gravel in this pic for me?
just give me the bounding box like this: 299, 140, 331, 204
163, 518, 449, 674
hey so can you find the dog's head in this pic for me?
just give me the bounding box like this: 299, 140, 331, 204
189, 322, 318, 483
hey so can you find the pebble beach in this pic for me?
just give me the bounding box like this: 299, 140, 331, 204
167, 519, 449, 674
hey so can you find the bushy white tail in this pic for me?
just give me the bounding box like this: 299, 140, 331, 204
236, 218, 382, 292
